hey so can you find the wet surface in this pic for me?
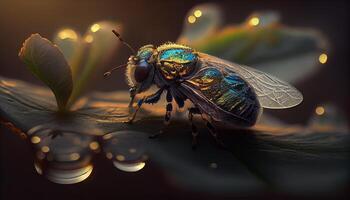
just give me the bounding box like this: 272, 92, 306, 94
1, 76, 349, 196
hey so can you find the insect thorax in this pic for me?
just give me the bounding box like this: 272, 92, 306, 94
156, 43, 198, 80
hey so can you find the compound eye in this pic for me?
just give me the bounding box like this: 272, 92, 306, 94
134, 61, 151, 83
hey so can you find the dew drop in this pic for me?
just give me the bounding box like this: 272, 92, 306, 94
29, 127, 96, 184
34, 162, 93, 184
113, 161, 146, 172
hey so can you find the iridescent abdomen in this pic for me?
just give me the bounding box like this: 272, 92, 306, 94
187, 68, 261, 126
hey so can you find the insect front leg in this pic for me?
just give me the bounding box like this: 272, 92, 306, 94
149, 90, 173, 138
127, 97, 145, 123
188, 107, 201, 149
128, 87, 165, 123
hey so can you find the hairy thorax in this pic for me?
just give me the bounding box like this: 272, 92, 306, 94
156, 44, 198, 81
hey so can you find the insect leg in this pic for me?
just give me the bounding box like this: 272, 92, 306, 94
128, 87, 137, 108
149, 90, 173, 138
144, 87, 165, 104
188, 107, 201, 149
127, 97, 145, 123
205, 120, 227, 149
164, 90, 173, 125
128, 87, 165, 123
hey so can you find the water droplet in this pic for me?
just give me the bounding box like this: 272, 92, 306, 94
34, 162, 93, 184
102, 131, 149, 172
113, 161, 146, 172
28, 127, 96, 184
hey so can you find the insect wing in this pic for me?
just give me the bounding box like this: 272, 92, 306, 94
197, 53, 303, 109
181, 66, 261, 127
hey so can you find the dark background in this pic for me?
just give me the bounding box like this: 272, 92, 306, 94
0, 0, 349, 199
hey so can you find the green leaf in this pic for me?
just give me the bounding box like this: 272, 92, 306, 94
18, 34, 73, 111
0, 76, 348, 192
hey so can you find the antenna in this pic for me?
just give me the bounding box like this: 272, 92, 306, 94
112, 29, 136, 55
103, 63, 128, 78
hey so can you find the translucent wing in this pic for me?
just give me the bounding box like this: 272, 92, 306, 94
198, 53, 303, 109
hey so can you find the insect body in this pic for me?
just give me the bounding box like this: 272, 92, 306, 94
106, 30, 303, 146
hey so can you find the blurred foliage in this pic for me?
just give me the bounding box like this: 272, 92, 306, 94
178, 4, 328, 83
51, 21, 121, 109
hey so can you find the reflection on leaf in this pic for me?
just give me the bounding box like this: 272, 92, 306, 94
0, 76, 348, 194
178, 5, 328, 83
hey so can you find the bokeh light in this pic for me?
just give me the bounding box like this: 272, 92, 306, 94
41, 146, 50, 153
116, 154, 125, 161
90, 23, 101, 32
315, 106, 325, 115
69, 153, 80, 161
194, 10, 202, 18
31, 136, 41, 144
319, 53, 328, 64
106, 152, 113, 159
84, 35, 94, 43
249, 17, 260, 26
58, 29, 78, 40
89, 141, 99, 150
188, 15, 196, 24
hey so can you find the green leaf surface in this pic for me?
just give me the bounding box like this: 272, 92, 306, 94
0, 76, 348, 194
